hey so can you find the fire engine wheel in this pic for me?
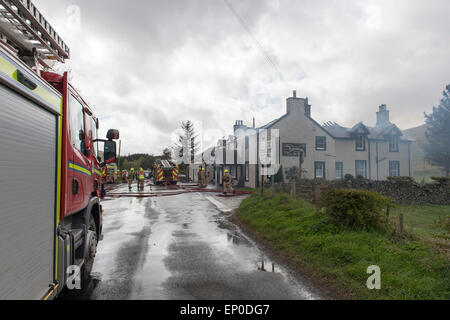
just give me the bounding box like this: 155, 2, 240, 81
82, 215, 98, 282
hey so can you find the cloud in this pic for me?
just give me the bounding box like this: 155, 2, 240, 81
33, 0, 450, 154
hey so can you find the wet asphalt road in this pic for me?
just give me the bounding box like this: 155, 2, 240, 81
61, 184, 323, 300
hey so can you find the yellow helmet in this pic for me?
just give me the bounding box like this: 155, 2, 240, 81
224, 170, 229, 173
140, 168, 143, 171
131, 168, 134, 171
202, 168, 205, 171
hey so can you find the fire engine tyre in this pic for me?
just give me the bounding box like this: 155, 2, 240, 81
82, 215, 98, 284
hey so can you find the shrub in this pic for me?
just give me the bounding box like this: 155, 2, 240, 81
322, 189, 394, 231
344, 174, 354, 181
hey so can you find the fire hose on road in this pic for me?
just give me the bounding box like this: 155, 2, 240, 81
104, 184, 253, 198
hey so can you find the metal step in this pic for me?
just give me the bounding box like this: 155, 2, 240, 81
71, 228, 84, 251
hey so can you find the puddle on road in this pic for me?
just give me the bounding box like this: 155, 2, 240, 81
129, 198, 174, 299
226, 232, 251, 247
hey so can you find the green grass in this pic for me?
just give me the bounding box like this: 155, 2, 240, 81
390, 205, 450, 240
237, 194, 450, 300
390, 205, 450, 253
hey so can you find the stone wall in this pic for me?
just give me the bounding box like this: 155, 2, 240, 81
278, 176, 450, 205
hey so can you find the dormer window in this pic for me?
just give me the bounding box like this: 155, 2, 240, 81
389, 136, 399, 152
355, 135, 366, 151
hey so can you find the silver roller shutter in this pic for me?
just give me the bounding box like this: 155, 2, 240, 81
0, 83, 57, 300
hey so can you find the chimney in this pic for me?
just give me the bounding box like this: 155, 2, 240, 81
233, 120, 246, 133
305, 97, 311, 118
287, 90, 310, 117
252, 117, 255, 128
376, 104, 390, 128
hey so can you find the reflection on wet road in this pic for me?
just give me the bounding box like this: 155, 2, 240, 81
61, 185, 322, 300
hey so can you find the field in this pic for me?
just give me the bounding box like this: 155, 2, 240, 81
236, 193, 450, 299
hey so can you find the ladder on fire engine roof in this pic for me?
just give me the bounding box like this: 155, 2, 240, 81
0, 0, 70, 65
160, 160, 174, 168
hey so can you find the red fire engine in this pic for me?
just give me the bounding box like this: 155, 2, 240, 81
0, 0, 118, 299
153, 159, 179, 185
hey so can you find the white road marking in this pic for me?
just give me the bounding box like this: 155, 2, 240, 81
205, 196, 232, 213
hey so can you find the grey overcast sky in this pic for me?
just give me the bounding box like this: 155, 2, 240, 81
34, 0, 450, 155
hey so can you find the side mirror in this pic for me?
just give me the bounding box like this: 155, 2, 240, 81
107, 129, 120, 140
104, 140, 117, 164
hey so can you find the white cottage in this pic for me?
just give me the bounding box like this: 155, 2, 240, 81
212, 91, 414, 188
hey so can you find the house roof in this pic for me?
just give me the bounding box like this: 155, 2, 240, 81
230, 104, 415, 144
323, 122, 415, 142
259, 114, 288, 129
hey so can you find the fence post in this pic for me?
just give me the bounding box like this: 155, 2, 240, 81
396, 213, 404, 239
314, 185, 322, 210
386, 206, 390, 218
260, 174, 265, 197
290, 179, 296, 199
271, 175, 274, 199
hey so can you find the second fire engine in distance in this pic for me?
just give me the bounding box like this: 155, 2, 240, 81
153, 159, 179, 185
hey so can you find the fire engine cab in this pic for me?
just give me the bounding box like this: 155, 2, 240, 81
0, 0, 119, 299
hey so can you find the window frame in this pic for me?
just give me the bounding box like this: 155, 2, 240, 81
355, 160, 367, 178
335, 162, 344, 179
355, 134, 366, 151
230, 166, 237, 179
389, 161, 400, 177
389, 136, 399, 152
69, 94, 86, 153
315, 136, 326, 151
85, 115, 98, 158
315, 136, 327, 151
314, 161, 326, 179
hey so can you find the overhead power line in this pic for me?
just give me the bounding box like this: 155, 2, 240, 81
222, 0, 284, 81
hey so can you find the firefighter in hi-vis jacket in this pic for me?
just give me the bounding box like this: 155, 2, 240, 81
197, 168, 203, 187
138, 168, 145, 191
200, 168, 206, 188
128, 168, 135, 190
102, 167, 107, 183
223, 169, 234, 194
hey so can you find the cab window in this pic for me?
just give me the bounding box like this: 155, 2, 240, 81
85, 115, 98, 158
70, 94, 85, 152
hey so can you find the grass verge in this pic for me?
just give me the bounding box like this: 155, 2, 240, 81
236, 193, 450, 300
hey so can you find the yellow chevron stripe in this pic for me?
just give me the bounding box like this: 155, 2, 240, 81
69, 162, 92, 176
